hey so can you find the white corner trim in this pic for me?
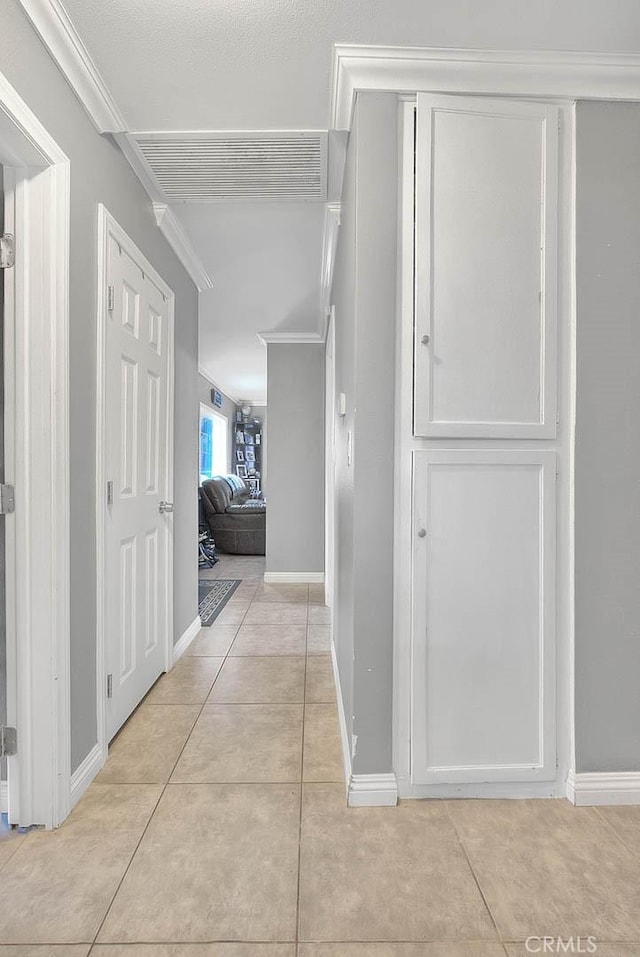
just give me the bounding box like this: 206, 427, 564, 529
331, 639, 352, 792
349, 773, 399, 808
320, 203, 342, 327
172, 615, 202, 664
17, 0, 127, 133
70, 743, 105, 809
153, 204, 214, 292
567, 770, 640, 806
0, 781, 7, 814
331, 44, 640, 130
263, 572, 325, 584
258, 331, 326, 346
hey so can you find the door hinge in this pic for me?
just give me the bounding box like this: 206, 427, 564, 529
106, 480, 113, 506
0, 233, 15, 269
107, 285, 115, 312
107, 674, 113, 699
0, 484, 15, 515
0, 726, 17, 758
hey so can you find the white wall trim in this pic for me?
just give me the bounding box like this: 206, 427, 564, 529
0, 781, 7, 814
258, 331, 326, 346
331, 44, 640, 130
69, 743, 105, 809
263, 571, 324, 584
172, 616, 202, 664
0, 69, 71, 829
153, 203, 214, 292
16, 0, 127, 133
348, 773, 399, 808
320, 203, 342, 327
567, 771, 640, 806
331, 639, 352, 792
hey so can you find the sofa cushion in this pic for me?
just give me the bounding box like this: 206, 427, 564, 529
202, 477, 232, 513
226, 501, 267, 514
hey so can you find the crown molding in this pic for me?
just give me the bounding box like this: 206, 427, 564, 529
331, 44, 640, 130
153, 204, 214, 292
258, 330, 325, 346
112, 133, 165, 202
17, 0, 127, 133
320, 202, 342, 329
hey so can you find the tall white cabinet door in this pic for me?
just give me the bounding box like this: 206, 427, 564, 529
411, 450, 556, 784
414, 95, 558, 438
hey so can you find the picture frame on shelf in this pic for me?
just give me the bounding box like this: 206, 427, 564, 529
245, 447, 255, 464
236, 448, 244, 463
236, 464, 248, 478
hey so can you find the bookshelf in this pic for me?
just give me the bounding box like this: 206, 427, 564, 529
234, 412, 263, 496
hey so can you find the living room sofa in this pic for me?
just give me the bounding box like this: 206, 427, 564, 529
200, 475, 266, 555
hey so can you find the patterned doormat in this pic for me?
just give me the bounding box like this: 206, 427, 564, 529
198, 579, 241, 626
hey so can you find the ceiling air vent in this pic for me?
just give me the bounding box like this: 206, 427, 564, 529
134, 131, 328, 203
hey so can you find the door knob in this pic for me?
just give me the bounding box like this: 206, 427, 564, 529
421, 334, 430, 345
159, 501, 174, 513
417, 528, 427, 538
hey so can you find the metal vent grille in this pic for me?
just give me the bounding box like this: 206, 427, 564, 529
135, 131, 328, 203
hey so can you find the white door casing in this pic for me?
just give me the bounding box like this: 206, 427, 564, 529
411, 449, 557, 785
325, 306, 336, 609
414, 94, 558, 438
97, 206, 174, 745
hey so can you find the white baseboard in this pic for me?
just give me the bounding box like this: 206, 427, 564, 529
330, 638, 398, 808
349, 773, 399, 807
70, 742, 105, 808
0, 780, 7, 814
330, 638, 352, 792
263, 572, 325, 584
172, 615, 202, 664
567, 770, 640, 806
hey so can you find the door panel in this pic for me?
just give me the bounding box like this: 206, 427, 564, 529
411, 449, 556, 784
106, 233, 171, 740
414, 95, 558, 438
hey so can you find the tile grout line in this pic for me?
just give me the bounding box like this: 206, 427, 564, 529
443, 800, 504, 947
294, 592, 312, 951
89, 575, 257, 947
592, 804, 640, 861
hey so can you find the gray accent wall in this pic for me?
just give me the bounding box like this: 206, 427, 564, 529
0, 0, 199, 772
575, 100, 640, 773
265, 344, 324, 574
331, 93, 398, 774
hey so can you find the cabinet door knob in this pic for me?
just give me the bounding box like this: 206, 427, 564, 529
417, 528, 427, 538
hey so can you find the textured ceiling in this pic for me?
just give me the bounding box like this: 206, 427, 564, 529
57, 0, 640, 397
179, 202, 325, 403
60, 0, 640, 130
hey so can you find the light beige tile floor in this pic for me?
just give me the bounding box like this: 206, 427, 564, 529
3, 552, 640, 953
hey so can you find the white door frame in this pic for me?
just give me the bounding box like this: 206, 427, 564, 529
393, 96, 576, 800
324, 306, 336, 609
0, 71, 70, 828
95, 204, 175, 771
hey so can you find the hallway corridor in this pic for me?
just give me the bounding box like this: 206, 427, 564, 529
2, 578, 640, 953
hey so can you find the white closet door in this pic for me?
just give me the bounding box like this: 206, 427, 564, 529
414, 95, 558, 438
411, 449, 556, 785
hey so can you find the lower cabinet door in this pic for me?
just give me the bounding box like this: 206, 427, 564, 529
411, 449, 556, 785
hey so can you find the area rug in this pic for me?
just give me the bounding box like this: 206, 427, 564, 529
198, 578, 241, 626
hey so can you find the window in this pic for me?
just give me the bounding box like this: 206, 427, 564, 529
199, 404, 228, 482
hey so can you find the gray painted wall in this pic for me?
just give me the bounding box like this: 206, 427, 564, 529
0, 0, 199, 772
265, 344, 324, 573
575, 101, 640, 773
331, 93, 398, 774
198, 374, 235, 471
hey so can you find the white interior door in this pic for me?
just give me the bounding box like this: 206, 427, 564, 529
325, 307, 336, 608
414, 94, 558, 438
411, 449, 556, 785
105, 228, 172, 740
